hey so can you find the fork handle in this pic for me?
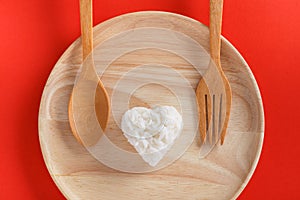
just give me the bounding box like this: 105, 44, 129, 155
210, 0, 223, 69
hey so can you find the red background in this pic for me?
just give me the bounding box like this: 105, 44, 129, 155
1, 0, 299, 199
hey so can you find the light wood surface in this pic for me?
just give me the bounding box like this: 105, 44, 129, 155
39, 11, 264, 200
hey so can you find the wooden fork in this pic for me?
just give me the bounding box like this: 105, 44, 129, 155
196, 0, 232, 151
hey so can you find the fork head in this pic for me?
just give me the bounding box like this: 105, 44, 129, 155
196, 64, 227, 157
197, 81, 224, 143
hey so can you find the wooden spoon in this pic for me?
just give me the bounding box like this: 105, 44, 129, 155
68, 0, 110, 145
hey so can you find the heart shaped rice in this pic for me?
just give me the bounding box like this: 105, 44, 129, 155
121, 106, 183, 166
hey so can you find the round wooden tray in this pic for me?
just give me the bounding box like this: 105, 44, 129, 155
39, 11, 264, 200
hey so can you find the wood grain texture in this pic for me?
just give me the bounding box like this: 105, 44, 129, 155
39, 11, 264, 200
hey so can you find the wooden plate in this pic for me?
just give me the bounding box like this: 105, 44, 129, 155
39, 11, 264, 200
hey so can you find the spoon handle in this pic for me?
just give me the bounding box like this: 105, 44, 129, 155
210, 0, 223, 69
80, 0, 93, 60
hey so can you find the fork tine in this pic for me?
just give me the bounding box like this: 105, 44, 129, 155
196, 79, 212, 143
212, 94, 222, 144
207, 93, 213, 144
211, 94, 216, 144
196, 80, 207, 142
220, 82, 232, 144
